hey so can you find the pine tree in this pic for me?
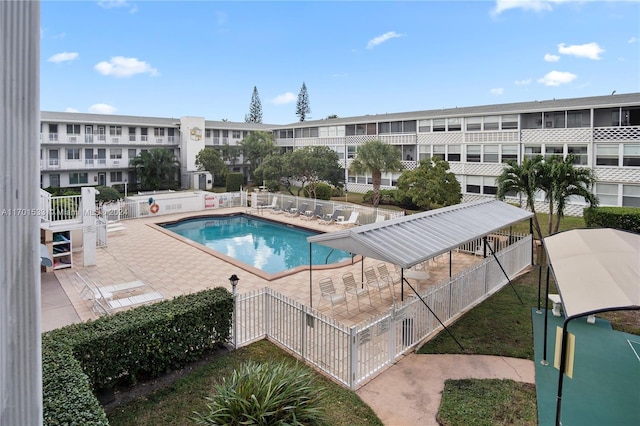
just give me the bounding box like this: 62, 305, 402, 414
245, 86, 263, 123
296, 82, 311, 122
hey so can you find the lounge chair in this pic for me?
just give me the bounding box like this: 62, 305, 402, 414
270, 200, 293, 215
319, 277, 348, 314
301, 204, 323, 221
285, 203, 308, 217
255, 196, 278, 211
318, 209, 343, 225
375, 214, 385, 223
336, 211, 359, 227
342, 272, 372, 311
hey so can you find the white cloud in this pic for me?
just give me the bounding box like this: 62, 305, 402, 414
628, 37, 638, 44
491, 88, 504, 95
98, 0, 138, 13
492, 0, 561, 16
366, 31, 403, 49
515, 78, 532, 85
544, 53, 560, 62
538, 70, 577, 86
47, 52, 79, 63
94, 56, 158, 77
557, 42, 604, 60
88, 103, 117, 114
272, 92, 296, 105
65, 107, 79, 113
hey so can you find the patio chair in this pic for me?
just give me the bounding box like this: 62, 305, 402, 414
375, 214, 385, 223
364, 266, 392, 302
255, 196, 278, 211
285, 203, 308, 217
342, 272, 372, 311
377, 263, 401, 288
336, 211, 359, 227
319, 277, 348, 315
270, 200, 292, 215
318, 209, 343, 225
301, 204, 323, 221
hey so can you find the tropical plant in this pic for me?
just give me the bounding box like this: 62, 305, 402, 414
288, 146, 343, 197
497, 156, 545, 241
296, 82, 311, 122
239, 131, 277, 181
193, 360, 327, 425
350, 139, 403, 208
195, 148, 227, 186
245, 86, 263, 123
221, 143, 240, 166
94, 186, 122, 205
396, 157, 461, 210
130, 148, 180, 190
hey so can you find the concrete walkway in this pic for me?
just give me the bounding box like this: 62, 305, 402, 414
356, 353, 535, 426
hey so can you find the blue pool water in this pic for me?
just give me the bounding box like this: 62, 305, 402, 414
162, 215, 352, 273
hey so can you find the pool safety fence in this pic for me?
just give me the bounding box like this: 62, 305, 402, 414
231, 234, 532, 390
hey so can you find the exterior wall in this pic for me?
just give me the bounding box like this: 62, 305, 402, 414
37, 94, 640, 211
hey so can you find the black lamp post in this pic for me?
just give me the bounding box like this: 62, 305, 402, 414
229, 274, 239, 296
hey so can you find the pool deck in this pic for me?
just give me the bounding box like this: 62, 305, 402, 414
48, 207, 484, 329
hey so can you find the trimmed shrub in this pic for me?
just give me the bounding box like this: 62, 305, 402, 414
95, 186, 122, 204
304, 183, 333, 200
362, 189, 399, 206
194, 360, 327, 425
226, 173, 244, 191
584, 206, 640, 233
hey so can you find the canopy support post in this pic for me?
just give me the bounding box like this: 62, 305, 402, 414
487, 239, 523, 304
309, 243, 313, 308
402, 276, 464, 352
555, 318, 572, 426
542, 265, 551, 365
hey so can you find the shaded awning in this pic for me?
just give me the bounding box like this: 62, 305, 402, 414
307, 199, 533, 269
543, 228, 640, 318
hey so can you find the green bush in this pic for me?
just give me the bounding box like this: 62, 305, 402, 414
583, 206, 640, 233
304, 183, 333, 200
194, 360, 327, 426
42, 287, 234, 425
362, 189, 398, 206
226, 173, 244, 191
95, 186, 122, 204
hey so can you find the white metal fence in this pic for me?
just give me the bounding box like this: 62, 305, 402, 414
232, 235, 532, 389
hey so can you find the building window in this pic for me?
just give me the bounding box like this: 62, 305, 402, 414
432, 145, 445, 160
567, 112, 584, 128
501, 115, 518, 130
466, 176, 481, 194
466, 117, 482, 131
447, 118, 461, 132
69, 172, 88, 185
418, 145, 430, 160
66, 148, 80, 160
347, 146, 356, 159
49, 124, 58, 141
501, 145, 518, 163
66, 124, 80, 134
403, 121, 417, 133
545, 145, 564, 159
484, 116, 499, 131
334, 146, 345, 160
524, 145, 542, 160
623, 144, 640, 167
129, 127, 136, 141
243, 130, 250, 138
154, 128, 165, 137
568, 145, 588, 165
205, 129, 211, 138
128, 149, 136, 161
466, 145, 481, 162
484, 177, 498, 195
418, 119, 431, 133
110, 149, 122, 159
432, 119, 446, 132
622, 185, 640, 207
109, 126, 122, 136
50, 174, 60, 187
483, 145, 499, 163
110, 171, 123, 182
596, 145, 619, 166
232, 131, 241, 139
447, 145, 461, 162
595, 183, 618, 206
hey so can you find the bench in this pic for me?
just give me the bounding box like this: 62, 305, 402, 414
548, 293, 595, 324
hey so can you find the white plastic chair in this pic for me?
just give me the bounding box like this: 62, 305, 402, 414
342, 272, 372, 311
319, 277, 348, 314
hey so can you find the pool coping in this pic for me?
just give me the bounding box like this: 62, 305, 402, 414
149, 212, 363, 282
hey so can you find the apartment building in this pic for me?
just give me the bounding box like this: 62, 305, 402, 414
40, 93, 640, 213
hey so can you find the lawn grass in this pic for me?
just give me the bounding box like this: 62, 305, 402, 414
107, 340, 382, 426
437, 379, 537, 426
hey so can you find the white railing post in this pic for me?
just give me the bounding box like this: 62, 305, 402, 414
348, 326, 358, 390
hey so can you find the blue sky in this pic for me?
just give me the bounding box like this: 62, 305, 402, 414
41, 0, 640, 125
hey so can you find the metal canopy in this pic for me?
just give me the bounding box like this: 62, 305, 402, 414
543, 228, 640, 318
307, 199, 533, 269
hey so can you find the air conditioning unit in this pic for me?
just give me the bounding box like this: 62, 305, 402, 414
112, 137, 119, 144
69, 136, 77, 142
113, 160, 120, 165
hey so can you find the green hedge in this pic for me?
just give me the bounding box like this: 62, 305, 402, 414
583, 206, 640, 233
226, 173, 244, 191
43, 287, 234, 425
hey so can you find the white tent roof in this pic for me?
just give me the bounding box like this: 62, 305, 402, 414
307, 199, 533, 269
544, 228, 640, 318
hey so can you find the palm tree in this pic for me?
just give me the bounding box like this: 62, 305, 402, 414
350, 140, 403, 208
546, 155, 598, 234
496, 155, 545, 241
130, 148, 180, 190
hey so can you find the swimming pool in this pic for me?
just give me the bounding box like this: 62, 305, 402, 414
160, 214, 352, 274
